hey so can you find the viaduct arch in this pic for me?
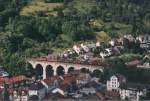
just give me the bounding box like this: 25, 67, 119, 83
27, 59, 104, 79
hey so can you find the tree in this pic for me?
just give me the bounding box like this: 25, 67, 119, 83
46, 66, 54, 78
92, 69, 102, 78
80, 68, 88, 73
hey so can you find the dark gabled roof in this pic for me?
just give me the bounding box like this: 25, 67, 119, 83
115, 74, 126, 82
120, 83, 146, 91
125, 60, 141, 67
107, 73, 126, 82
29, 82, 45, 90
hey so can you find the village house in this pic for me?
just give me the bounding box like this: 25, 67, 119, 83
73, 45, 82, 55
0, 76, 34, 101
41, 74, 78, 98
109, 39, 115, 47
81, 43, 90, 53
49, 74, 77, 97
100, 48, 114, 59
0, 76, 33, 89
42, 76, 61, 93
136, 34, 150, 49
0, 67, 9, 77
105, 90, 120, 100
136, 34, 150, 44
119, 83, 147, 101
124, 34, 135, 42
76, 73, 91, 87
9, 88, 28, 101
137, 62, 150, 69
60, 74, 77, 93
96, 41, 101, 47
29, 82, 46, 100
87, 42, 96, 50
137, 54, 150, 69
62, 48, 76, 59
83, 52, 94, 60
8, 76, 33, 89
107, 74, 126, 91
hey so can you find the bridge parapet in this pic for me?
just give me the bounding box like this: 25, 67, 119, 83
28, 55, 106, 67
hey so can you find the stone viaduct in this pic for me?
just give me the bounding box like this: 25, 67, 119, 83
27, 56, 105, 79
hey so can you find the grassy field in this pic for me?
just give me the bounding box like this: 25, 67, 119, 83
20, 1, 63, 16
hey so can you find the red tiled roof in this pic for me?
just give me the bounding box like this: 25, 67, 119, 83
77, 73, 89, 80
96, 91, 106, 100
0, 77, 9, 84
0, 75, 32, 85
8, 75, 32, 84
62, 74, 76, 85
16, 87, 29, 94
43, 76, 60, 85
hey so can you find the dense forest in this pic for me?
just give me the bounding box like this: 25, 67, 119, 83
0, 0, 149, 76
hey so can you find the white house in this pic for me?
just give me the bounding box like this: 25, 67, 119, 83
96, 42, 101, 47
12, 90, 28, 101
29, 82, 46, 100
87, 43, 96, 49
107, 74, 126, 91
81, 43, 89, 52
83, 52, 94, 60
136, 34, 150, 49
0, 67, 9, 77
73, 45, 81, 55
100, 48, 113, 59
136, 34, 150, 44
0, 71, 9, 77
137, 62, 150, 69
119, 83, 146, 101
62, 48, 76, 58
76, 73, 91, 86
109, 40, 115, 47
124, 34, 135, 42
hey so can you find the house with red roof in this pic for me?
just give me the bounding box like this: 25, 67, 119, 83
42, 76, 61, 93
0, 76, 33, 89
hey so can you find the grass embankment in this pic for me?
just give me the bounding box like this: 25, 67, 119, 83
20, 1, 63, 16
